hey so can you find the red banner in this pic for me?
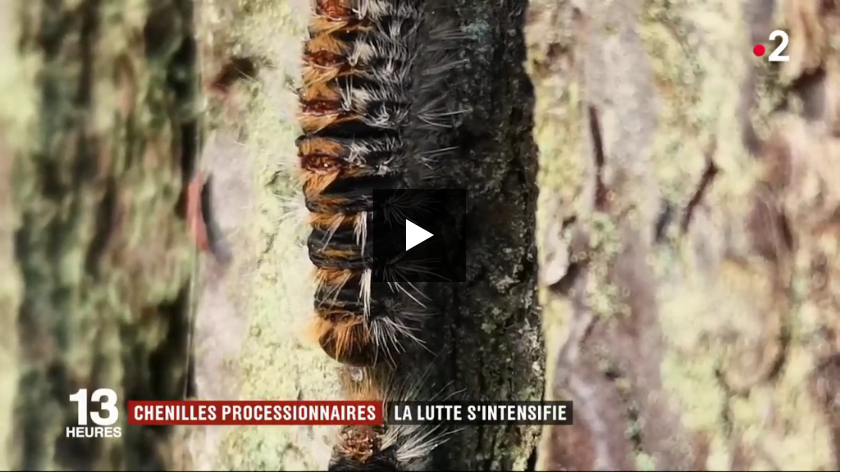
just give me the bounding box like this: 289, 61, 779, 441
127, 400, 382, 426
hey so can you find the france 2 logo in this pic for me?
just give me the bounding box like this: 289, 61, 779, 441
66, 388, 123, 438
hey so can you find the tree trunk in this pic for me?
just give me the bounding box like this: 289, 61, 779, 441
1, 0, 201, 469
431, 0, 545, 469
528, 0, 839, 470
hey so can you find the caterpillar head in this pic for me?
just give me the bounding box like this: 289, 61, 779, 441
328, 425, 403, 472
326, 367, 451, 472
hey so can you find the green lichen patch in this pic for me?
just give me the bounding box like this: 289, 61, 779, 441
193, 0, 346, 468
6, 0, 204, 469
640, 0, 755, 210
531, 0, 838, 469
640, 0, 840, 469
0, 6, 31, 471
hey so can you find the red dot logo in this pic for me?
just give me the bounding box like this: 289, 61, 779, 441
753, 44, 766, 57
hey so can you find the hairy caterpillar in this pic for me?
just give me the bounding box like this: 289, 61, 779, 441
328, 366, 454, 471
295, 0, 462, 368
295, 0, 465, 467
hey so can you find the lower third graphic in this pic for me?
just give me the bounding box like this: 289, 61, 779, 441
67, 388, 122, 438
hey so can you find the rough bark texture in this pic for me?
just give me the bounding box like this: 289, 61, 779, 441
431, 0, 544, 469
1, 0, 202, 469
185, 1, 356, 470
528, 0, 839, 470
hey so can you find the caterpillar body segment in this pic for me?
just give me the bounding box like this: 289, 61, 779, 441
297, 0, 457, 369
327, 367, 452, 472
296, 0, 464, 466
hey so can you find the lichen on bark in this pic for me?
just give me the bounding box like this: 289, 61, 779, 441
528, 0, 839, 470
2, 0, 204, 469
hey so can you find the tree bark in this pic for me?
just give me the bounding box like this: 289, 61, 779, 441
1, 0, 201, 469
428, 0, 545, 469
528, 0, 839, 470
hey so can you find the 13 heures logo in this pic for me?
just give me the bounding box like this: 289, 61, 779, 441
67, 388, 122, 438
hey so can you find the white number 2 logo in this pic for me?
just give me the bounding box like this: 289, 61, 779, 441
768, 30, 790, 62
69, 388, 119, 426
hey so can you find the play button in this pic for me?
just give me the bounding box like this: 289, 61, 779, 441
371, 189, 466, 283
405, 219, 433, 251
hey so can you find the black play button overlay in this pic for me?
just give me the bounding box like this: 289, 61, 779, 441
372, 189, 466, 283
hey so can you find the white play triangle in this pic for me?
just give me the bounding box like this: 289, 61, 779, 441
405, 219, 433, 251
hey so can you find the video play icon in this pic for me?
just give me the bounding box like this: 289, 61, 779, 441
372, 189, 466, 283
405, 219, 433, 251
